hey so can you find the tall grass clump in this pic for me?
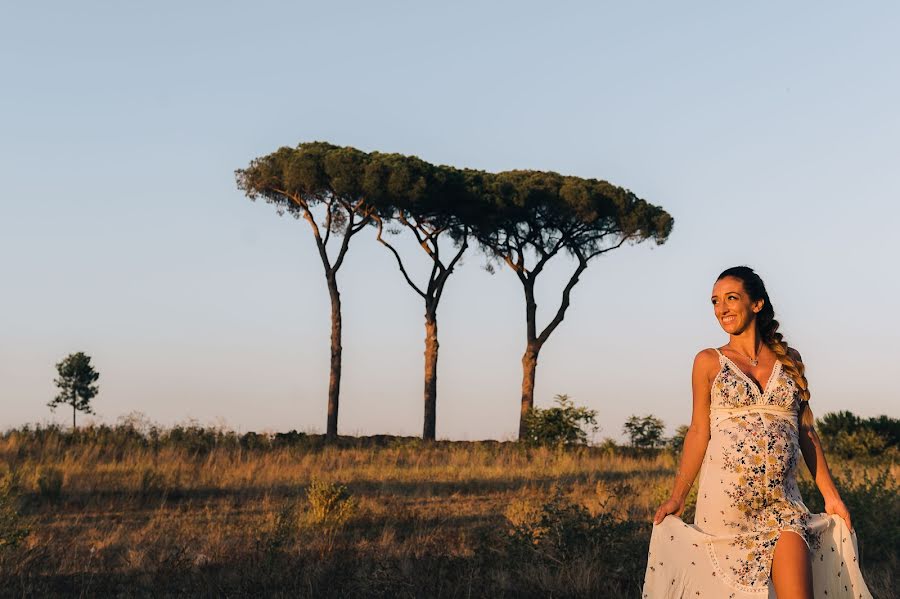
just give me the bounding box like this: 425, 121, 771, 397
36, 465, 64, 500
0, 467, 29, 549
500, 482, 649, 596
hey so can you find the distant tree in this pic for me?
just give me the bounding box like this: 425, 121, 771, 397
669, 424, 690, 453
473, 170, 673, 438
816, 410, 862, 437
520, 394, 599, 447
48, 352, 99, 430
866, 414, 900, 448
236, 142, 376, 441
366, 153, 476, 440
816, 411, 899, 458
623, 414, 665, 449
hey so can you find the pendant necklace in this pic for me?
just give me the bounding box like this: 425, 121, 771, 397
729, 342, 761, 366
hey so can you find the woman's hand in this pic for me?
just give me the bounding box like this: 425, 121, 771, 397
653, 497, 685, 525
825, 495, 853, 532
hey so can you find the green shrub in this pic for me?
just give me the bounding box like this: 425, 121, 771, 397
668, 424, 690, 453
623, 414, 666, 449
817, 411, 899, 457
520, 394, 599, 447
799, 469, 899, 564
828, 429, 887, 458
305, 477, 357, 554
306, 477, 357, 527
36, 466, 64, 500
502, 484, 650, 592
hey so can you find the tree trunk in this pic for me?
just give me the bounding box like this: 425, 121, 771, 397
72, 400, 76, 431
519, 342, 540, 438
326, 276, 342, 442
423, 309, 439, 441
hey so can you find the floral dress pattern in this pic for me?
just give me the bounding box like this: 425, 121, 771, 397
642, 348, 872, 598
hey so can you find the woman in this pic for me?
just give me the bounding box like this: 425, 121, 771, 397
642, 266, 871, 598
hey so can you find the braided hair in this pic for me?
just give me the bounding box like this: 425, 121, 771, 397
716, 266, 814, 428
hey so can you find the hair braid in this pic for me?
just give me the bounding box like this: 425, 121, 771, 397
717, 266, 814, 428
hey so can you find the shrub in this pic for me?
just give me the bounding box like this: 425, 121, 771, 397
305, 477, 357, 554
595, 437, 619, 456
668, 424, 690, 453
623, 414, 666, 449
828, 429, 888, 458
502, 483, 649, 593
306, 478, 356, 526
520, 394, 599, 447
816, 411, 899, 457
799, 469, 899, 564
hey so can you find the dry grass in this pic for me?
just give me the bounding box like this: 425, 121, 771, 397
0, 427, 896, 598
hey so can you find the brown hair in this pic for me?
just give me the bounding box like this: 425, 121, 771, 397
717, 266, 813, 427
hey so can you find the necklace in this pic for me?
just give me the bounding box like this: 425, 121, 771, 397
727, 342, 761, 366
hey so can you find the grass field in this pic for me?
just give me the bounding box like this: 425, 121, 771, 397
0, 424, 897, 598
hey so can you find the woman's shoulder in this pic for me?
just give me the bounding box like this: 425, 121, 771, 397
693, 346, 721, 362
692, 347, 721, 372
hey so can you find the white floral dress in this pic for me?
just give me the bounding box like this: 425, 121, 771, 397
642, 348, 872, 598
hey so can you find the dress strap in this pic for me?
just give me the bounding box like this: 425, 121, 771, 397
712, 347, 724, 363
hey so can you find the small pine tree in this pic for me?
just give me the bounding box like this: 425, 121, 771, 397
623, 414, 666, 449
520, 394, 599, 447
48, 352, 99, 430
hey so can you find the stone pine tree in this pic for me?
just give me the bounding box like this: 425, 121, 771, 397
49, 351, 99, 430
236, 142, 376, 441
473, 170, 673, 439
365, 152, 476, 441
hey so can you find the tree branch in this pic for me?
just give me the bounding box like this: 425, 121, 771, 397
434, 233, 468, 305
537, 255, 589, 345
586, 235, 629, 261
374, 216, 427, 299
281, 191, 333, 275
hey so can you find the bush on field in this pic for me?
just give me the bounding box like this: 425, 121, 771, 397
668, 424, 690, 453
520, 394, 599, 447
623, 415, 666, 449
799, 469, 899, 564
817, 411, 899, 458
502, 484, 649, 592
305, 477, 357, 554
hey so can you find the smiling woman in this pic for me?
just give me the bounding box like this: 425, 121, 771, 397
642, 266, 871, 599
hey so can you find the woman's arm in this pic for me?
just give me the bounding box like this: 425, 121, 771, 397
653, 349, 715, 524
792, 348, 853, 531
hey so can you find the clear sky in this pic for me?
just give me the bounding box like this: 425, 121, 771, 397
1, 2, 897, 441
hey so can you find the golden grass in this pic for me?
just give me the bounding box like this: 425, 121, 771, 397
0, 433, 896, 598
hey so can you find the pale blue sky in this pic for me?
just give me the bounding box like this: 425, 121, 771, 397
1, 2, 897, 441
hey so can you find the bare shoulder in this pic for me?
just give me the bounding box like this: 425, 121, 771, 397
787, 346, 803, 363
693, 348, 721, 378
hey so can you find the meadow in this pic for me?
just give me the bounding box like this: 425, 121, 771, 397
0, 422, 896, 598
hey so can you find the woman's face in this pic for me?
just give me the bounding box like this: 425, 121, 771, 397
711, 276, 764, 335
